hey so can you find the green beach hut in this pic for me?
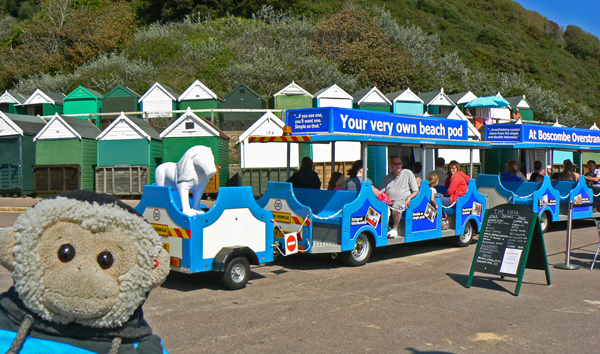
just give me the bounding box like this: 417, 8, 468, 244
33, 114, 100, 194
0, 91, 27, 114
63, 85, 103, 128
0, 112, 46, 195
506, 95, 535, 121
269, 81, 313, 118
352, 86, 391, 112
96, 113, 162, 196
160, 107, 230, 193
178, 80, 223, 125
222, 82, 267, 131
19, 89, 64, 116
419, 88, 456, 115
101, 85, 141, 129
447, 91, 477, 114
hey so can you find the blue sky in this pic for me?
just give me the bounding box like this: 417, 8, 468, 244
513, 0, 600, 38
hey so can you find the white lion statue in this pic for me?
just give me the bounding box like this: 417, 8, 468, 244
155, 146, 218, 216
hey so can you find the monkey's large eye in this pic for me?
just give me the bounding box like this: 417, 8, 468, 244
58, 244, 75, 263
97, 252, 114, 270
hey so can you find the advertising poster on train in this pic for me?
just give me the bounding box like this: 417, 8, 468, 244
461, 195, 485, 226
412, 198, 437, 231
537, 189, 557, 214
350, 200, 383, 238
573, 190, 591, 213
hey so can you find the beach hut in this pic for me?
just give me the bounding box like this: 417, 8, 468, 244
0, 91, 27, 114
33, 114, 100, 194
0, 112, 46, 195
352, 86, 391, 112
63, 85, 103, 128
222, 82, 267, 131
419, 88, 455, 115
433, 107, 482, 176
269, 81, 313, 118
506, 95, 535, 121
160, 107, 230, 194
101, 85, 141, 128
96, 113, 162, 196
313, 84, 353, 109
447, 91, 477, 114
386, 88, 424, 115
178, 79, 223, 126
238, 111, 299, 196
19, 89, 64, 116
139, 82, 179, 118
312, 84, 358, 186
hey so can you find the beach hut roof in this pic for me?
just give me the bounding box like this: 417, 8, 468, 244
97, 112, 161, 141
0, 112, 46, 136
22, 89, 65, 106
0, 90, 27, 104
65, 85, 103, 100
385, 88, 424, 103
34, 113, 99, 141
432, 106, 481, 139
178, 79, 220, 102
418, 88, 455, 107
273, 81, 313, 97
447, 91, 478, 105
352, 87, 391, 106
224, 82, 265, 101
505, 95, 534, 111
160, 107, 230, 140
138, 82, 179, 103
313, 84, 353, 100
104, 84, 141, 98
238, 111, 284, 143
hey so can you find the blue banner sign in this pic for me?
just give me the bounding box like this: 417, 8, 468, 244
286, 107, 468, 140
486, 124, 600, 147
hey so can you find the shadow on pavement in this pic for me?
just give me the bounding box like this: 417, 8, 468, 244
160, 269, 266, 292
446, 272, 518, 295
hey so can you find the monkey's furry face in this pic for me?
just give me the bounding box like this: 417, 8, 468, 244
0, 196, 170, 328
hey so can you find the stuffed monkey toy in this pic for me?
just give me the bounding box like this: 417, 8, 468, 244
0, 190, 170, 354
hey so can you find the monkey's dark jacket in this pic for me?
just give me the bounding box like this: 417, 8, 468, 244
0, 287, 167, 354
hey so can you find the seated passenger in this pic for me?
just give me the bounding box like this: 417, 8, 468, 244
379, 156, 419, 239
529, 160, 544, 182
585, 160, 600, 194
435, 161, 469, 206
560, 159, 578, 181
426, 173, 439, 209
346, 160, 380, 196
501, 160, 524, 182
433, 157, 447, 185
327, 172, 344, 190
288, 156, 321, 189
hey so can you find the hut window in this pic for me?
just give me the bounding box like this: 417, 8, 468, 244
185, 122, 194, 130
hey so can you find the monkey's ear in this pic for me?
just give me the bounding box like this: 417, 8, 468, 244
150, 248, 170, 289
0, 228, 16, 271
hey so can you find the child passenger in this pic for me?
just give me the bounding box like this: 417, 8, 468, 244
427, 173, 439, 209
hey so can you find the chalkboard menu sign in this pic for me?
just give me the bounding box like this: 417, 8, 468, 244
467, 204, 551, 296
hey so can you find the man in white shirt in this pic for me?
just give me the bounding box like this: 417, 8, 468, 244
380, 156, 419, 239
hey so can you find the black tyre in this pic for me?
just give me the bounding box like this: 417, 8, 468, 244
454, 220, 475, 247
222, 256, 250, 290
340, 233, 372, 266
539, 211, 550, 233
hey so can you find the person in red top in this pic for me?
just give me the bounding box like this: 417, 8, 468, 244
436, 161, 469, 206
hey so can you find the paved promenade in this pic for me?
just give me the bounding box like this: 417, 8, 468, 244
0, 197, 598, 353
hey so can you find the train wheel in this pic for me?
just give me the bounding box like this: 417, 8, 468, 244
222, 257, 250, 290
340, 233, 372, 266
540, 212, 550, 233
454, 220, 475, 247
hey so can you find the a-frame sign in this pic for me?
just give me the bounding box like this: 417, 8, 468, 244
466, 204, 551, 296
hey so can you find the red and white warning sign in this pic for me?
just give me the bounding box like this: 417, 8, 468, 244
284, 233, 298, 255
